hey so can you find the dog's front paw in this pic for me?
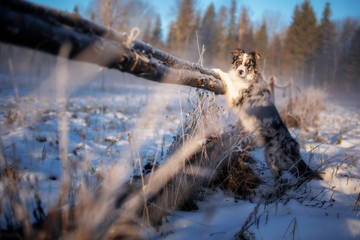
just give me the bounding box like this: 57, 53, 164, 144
212, 68, 224, 76
212, 68, 226, 81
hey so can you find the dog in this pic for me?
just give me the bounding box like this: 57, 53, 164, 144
213, 48, 321, 182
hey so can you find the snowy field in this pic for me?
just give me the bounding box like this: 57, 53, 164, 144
0, 69, 359, 239
148, 94, 360, 240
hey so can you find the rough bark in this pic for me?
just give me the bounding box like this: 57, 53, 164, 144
0, 0, 226, 94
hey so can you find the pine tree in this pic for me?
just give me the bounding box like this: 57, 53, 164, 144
190, 10, 201, 44
167, 21, 177, 51
199, 3, 217, 66
142, 18, 152, 43
238, 7, 254, 51
173, 0, 195, 56
188, 11, 202, 62
238, 7, 248, 47
151, 15, 162, 48
267, 34, 283, 77
315, 2, 335, 87
193, 11, 201, 33
73, 5, 79, 15
90, 12, 96, 21
283, 0, 318, 83
344, 27, 360, 91
254, 20, 268, 57
243, 24, 255, 51
225, 0, 237, 57
214, 6, 228, 69
335, 18, 359, 91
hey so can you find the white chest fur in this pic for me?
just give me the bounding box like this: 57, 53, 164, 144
212, 68, 250, 104
212, 68, 258, 136
224, 70, 250, 103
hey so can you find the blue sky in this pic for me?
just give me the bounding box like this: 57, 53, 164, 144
30, 0, 360, 36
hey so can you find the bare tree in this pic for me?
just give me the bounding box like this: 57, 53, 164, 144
88, 0, 153, 35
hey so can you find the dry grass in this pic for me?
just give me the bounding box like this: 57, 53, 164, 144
0, 85, 333, 239
0, 82, 259, 239
139, 91, 259, 227
0, 43, 344, 240
280, 86, 327, 129
214, 151, 262, 197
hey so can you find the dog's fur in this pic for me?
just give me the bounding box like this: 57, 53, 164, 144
213, 48, 321, 181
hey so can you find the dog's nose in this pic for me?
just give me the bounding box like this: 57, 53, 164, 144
239, 70, 244, 75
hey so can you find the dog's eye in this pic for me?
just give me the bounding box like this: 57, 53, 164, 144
246, 62, 254, 68
236, 60, 242, 66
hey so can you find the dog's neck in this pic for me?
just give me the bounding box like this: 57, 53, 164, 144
226, 69, 250, 94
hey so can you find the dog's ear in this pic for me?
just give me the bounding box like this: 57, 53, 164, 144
231, 48, 244, 62
250, 51, 261, 63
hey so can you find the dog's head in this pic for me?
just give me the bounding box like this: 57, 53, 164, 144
231, 48, 261, 80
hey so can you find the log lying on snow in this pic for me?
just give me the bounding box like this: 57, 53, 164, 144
0, 0, 225, 94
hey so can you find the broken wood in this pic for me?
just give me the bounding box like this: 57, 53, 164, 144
0, 0, 226, 94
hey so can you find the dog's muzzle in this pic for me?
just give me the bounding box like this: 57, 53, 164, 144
237, 66, 247, 78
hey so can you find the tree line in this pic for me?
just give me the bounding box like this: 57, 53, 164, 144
86, 0, 360, 92
0, 0, 359, 92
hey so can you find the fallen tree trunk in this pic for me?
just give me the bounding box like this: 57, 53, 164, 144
0, 0, 225, 94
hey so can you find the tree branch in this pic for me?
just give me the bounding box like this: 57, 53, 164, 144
132, 40, 221, 79
0, 0, 226, 94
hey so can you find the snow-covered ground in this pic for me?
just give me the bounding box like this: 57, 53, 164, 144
0, 72, 359, 239
149, 95, 360, 240
0, 77, 190, 211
